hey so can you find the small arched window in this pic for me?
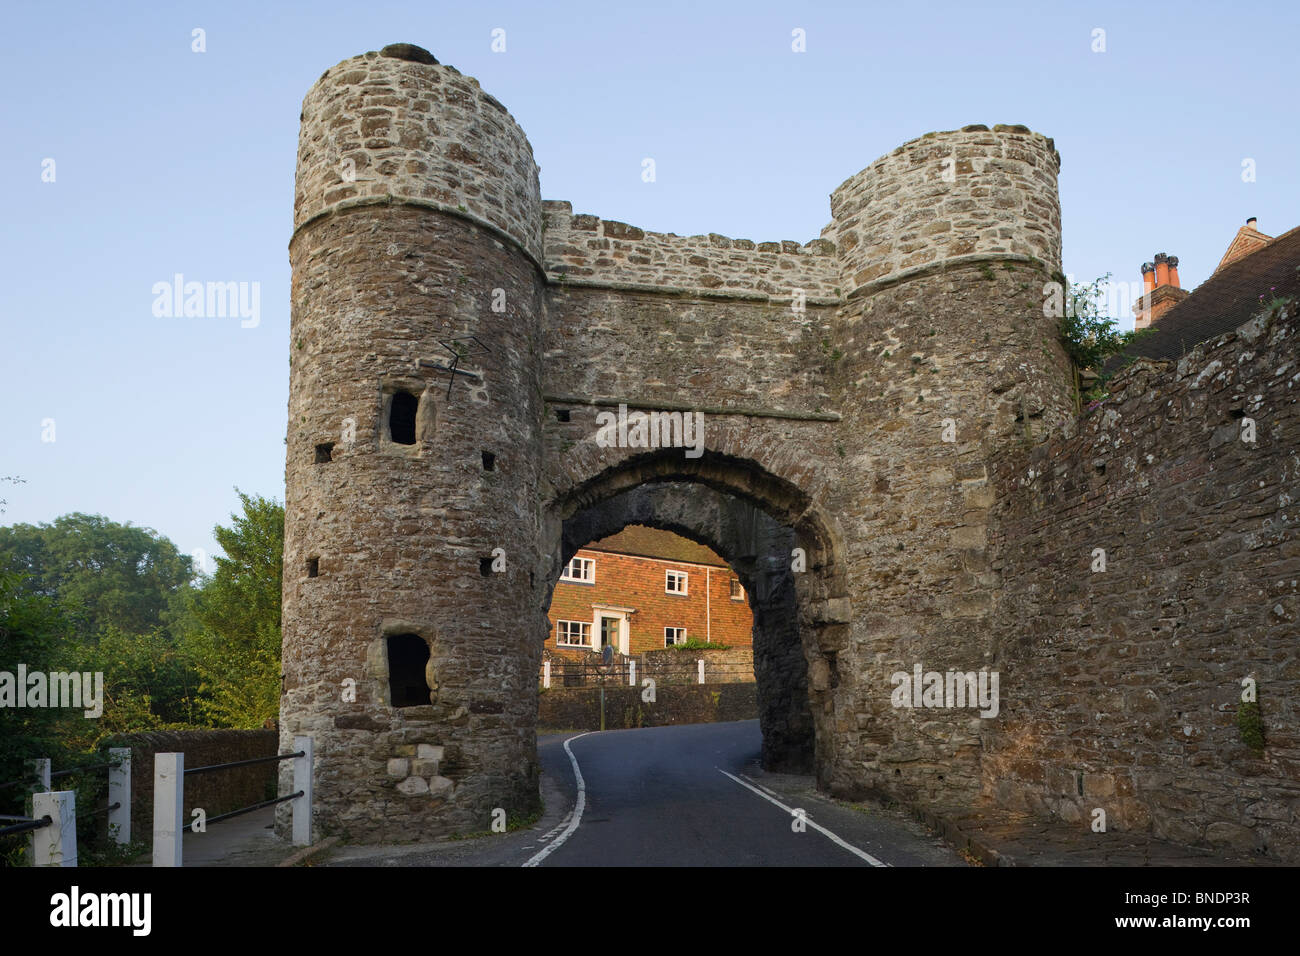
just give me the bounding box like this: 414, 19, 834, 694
386, 633, 430, 707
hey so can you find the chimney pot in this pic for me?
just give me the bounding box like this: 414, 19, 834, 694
1167, 255, 1181, 289
1246, 217, 1258, 229
1141, 261, 1156, 293
1154, 254, 1171, 287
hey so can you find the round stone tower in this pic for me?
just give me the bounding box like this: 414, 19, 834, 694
280, 44, 547, 841
816, 125, 1074, 807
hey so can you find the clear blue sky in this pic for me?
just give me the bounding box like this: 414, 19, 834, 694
2, 0, 1297, 566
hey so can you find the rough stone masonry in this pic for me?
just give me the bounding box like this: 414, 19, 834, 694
278, 42, 1297, 859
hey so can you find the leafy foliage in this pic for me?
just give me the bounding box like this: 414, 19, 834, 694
185, 491, 284, 728
666, 638, 731, 651
0, 513, 193, 644
1055, 272, 1152, 406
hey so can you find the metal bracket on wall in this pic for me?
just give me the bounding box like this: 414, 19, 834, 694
418, 335, 492, 399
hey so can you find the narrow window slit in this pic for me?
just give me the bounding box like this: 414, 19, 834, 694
389, 391, 418, 445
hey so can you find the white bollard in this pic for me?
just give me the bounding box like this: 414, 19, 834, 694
628, 660, 636, 687
108, 748, 131, 845
32, 790, 76, 867
698, 659, 705, 684
292, 735, 313, 847
27, 757, 51, 861
29, 757, 50, 792
543, 659, 551, 689
152, 752, 184, 867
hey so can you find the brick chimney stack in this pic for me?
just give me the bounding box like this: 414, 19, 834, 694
1133, 251, 1190, 330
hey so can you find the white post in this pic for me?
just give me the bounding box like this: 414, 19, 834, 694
27, 758, 51, 862
543, 659, 551, 689
32, 790, 76, 867
152, 752, 184, 867
108, 748, 131, 845
29, 757, 50, 792
292, 735, 313, 847
698, 659, 705, 684
628, 659, 637, 687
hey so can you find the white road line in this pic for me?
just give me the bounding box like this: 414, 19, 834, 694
717, 768, 890, 867
523, 732, 592, 867
740, 773, 783, 801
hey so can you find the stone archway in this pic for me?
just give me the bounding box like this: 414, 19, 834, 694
539, 450, 852, 786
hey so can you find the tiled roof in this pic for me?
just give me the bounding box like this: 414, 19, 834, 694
583, 525, 728, 567
1115, 225, 1300, 364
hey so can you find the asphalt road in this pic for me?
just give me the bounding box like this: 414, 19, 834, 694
526, 720, 963, 867
323, 719, 964, 867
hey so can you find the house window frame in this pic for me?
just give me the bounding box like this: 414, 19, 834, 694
561, 556, 596, 584
665, 569, 688, 595
730, 578, 745, 601
664, 626, 687, 647
557, 620, 593, 648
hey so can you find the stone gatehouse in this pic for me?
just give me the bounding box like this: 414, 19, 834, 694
278, 43, 1298, 858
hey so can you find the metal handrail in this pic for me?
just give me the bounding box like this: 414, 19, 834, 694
181, 791, 303, 832
49, 761, 121, 780
0, 815, 52, 838
184, 751, 304, 776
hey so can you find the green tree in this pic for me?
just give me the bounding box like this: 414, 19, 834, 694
1054, 272, 1152, 409
0, 569, 69, 795
184, 491, 283, 728
0, 513, 193, 644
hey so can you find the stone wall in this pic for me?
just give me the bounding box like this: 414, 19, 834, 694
542, 201, 840, 300
101, 730, 277, 850
641, 647, 754, 684
984, 305, 1299, 861
283, 43, 1297, 855
826, 125, 1060, 295
295, 45, 543, 262
538, 684, 758, 731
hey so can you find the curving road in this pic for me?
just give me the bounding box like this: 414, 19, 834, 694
524, 720, 964, 867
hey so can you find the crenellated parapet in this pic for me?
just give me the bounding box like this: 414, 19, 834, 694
541, 201, 841, 301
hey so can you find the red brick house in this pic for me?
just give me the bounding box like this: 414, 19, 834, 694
1124, 217, 1298, 360
546, 526, 753, 658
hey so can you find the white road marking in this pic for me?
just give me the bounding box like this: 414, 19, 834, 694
537, 811, 572, 843
740, 773, 784, 801
523, 733, 592, 867
717, 768, 890, 867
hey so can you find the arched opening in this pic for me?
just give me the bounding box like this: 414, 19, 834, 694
386, 632, 431, 707
538, 450, 851, 782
